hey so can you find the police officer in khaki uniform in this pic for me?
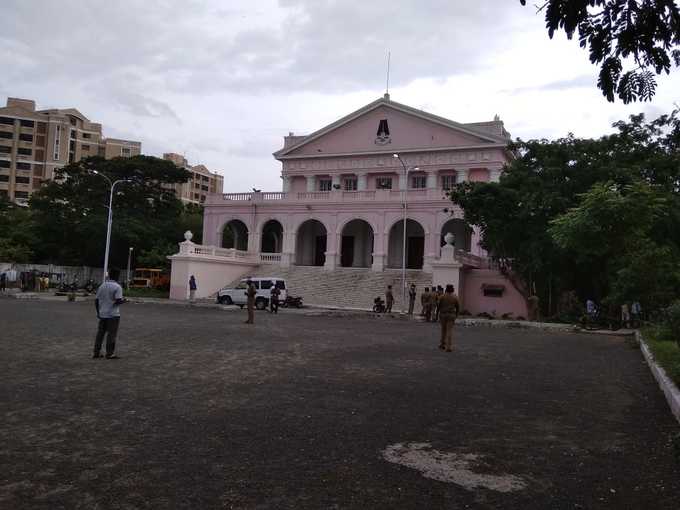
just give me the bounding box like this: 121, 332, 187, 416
244, 280, 256, 324
423, 287, 432, 321
438, 284, 460, 352
385, 285, 394, 313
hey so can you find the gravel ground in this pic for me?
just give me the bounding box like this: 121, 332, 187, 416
1, 299, 678, 509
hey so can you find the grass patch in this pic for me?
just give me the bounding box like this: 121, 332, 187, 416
642, 326, 680, 387
124, 287, 169, 299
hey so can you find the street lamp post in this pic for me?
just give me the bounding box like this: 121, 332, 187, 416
126, 246, 134, 290
92, 171, 131, 283
393, 154, 419, 313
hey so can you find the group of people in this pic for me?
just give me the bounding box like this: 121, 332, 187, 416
585, 298, 643, 328
390, 283, 461, 352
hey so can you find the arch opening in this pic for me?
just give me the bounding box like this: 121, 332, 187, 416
340, 219, 374, 268
295, 220, 327, 266
221, 219, 249, 251
261, 220, 284, 253
387, 219, 425, 269
440, 218, 472, 252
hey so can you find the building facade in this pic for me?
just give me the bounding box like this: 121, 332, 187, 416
0, 97, 141, 204
171, 95, 527, 316
163, 153, 224, 205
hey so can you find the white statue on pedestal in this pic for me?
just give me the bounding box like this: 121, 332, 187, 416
441, 232, 455, 261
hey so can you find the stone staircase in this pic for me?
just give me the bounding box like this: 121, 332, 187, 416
231, 265, 433, 310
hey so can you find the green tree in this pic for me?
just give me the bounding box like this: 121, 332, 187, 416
0, 196, 34, 263
549, 181, 680, 310
450, 110, 680, 314
28, 155, 191, 269
520, 0, 680, 103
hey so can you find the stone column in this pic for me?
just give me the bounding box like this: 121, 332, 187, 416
306, 175, 316, 192
282, 175, 291, 192
357, 172, 367, 191
456, 168, 470, 183
331, 174, 341, 189
398, 171, 408, 191
426, 170, 438, 189
281, 231, 295, 267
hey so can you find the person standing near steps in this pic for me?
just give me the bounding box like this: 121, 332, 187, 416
385, 285, 394, 313
408, 283, 417, 315
244, 280, 256, 324
438, 284, 460, 353
93, 269, 126, 359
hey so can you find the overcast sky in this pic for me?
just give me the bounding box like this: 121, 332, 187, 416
1, 0, 679, 192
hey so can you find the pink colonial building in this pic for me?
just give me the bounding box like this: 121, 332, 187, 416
172, 94, 527, 317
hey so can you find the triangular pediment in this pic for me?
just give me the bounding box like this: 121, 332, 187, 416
275, 98, 507, 159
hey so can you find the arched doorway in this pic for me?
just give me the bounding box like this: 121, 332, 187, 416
261, 220, 283, 253
440, 218, 472, 251
387, 219, 425, 269
340, 219, 374, 267
221, 219, 248, 250
295, 219, 327, 266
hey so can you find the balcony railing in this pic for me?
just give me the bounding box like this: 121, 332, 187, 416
260, 253, 282, 264
218, 188, 447, 204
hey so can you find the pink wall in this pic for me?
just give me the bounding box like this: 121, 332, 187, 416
462, 269, 528, 318
287, 106, 492, 157
290, 176, 306, 192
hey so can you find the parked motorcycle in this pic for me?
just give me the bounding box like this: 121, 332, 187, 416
373, 296, 386, 313
281, 295, 303, 308
84, 279, 96, 294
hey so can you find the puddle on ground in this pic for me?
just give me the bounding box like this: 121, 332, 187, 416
382, 442, 527, 493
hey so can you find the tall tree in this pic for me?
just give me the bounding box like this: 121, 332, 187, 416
450, 109, 680, 314
521, 0, 680, 103
28, 155, 192, 270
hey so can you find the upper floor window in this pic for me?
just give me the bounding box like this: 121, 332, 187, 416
16, 162, 31, 170
0, 132, 13, 140
441, 174, 457, 190
17, 148, 32, 156
319, 178, 332, 191
0, 146, 10, 154
0, 117, 14, 125
343, 177, 357, 191
376, 177, 392, 189
121, 147, 131, 156
19, 133, 33, 142
0, 160, 10, 168
15, 175, 30, 184
20, 119, 34, 128
82, 133, 91, 139
82, 144, 90, 151
411, 175, 426, 189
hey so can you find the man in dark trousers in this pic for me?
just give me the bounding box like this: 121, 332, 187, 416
244, 280, 256, 324
93, 269, 126, 359
385, 285, 394, 313
438, 284, 460, 352
407, 283, 416, 315
189, 275, 197, 304
270, 284, 280, 314
0, 272, 6, 292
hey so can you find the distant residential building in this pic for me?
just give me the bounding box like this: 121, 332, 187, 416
162, 153, 224, 205
0, 97, 142, 204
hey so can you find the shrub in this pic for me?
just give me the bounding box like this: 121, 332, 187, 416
665, 300, 680, 348
476, 312, 493, 319
501, 312, 514, 320
460, 309, 471, 316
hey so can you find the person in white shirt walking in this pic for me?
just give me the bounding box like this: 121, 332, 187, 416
93, 269, 126, 359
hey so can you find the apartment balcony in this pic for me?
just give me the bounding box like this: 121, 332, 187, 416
212, 188, 450, 206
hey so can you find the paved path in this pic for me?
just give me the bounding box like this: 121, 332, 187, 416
1, 299, 678, 509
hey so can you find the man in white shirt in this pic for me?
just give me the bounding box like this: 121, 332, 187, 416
93, 269, 126, 359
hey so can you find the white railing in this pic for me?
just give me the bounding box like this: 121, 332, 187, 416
296, 191, 330, 200
222, 193, 252, 201
218, 188, 447, 204
260, 253, 282, 263
187, 244, 252, 260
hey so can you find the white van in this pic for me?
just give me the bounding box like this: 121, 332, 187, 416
216, 277, 287, 309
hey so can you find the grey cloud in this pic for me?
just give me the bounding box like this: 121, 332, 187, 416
0, 0, 525, 97
501, 75, 595, 95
